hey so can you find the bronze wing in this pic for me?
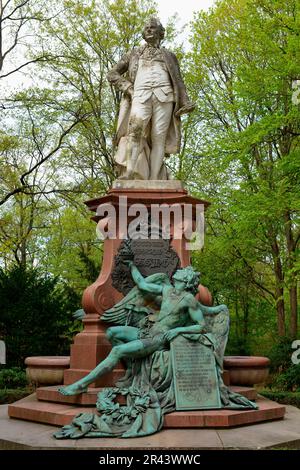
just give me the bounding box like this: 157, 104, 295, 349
101, 272, 171, 327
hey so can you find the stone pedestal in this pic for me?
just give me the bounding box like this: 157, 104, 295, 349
64, 183, 209, 387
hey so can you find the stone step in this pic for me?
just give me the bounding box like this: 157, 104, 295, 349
36, 386, 106, 406
230, 385, 257, 401
8, 393, 284, 429
164, 397, 285, 428
36, 385, 257, 406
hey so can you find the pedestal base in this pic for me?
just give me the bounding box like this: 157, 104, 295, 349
35, 383, 255, 406
8, 388, 285, 429
3, 403, 300, 450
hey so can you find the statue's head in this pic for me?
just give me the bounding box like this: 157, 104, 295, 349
142, 17, 165, 45
172, 266, 200, 295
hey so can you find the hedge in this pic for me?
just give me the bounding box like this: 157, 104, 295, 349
260, 390, 300, 409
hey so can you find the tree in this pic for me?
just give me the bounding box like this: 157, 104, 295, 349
0, 265, 79, 366
43, 204, 102, 294
186, 0, 300, 337
0, 0, 166, 205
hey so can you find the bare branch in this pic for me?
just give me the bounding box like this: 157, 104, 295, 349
1, 15, 24, 61
2, 1, 13, 14
0, 116, 84, 206
0, 56, 47, 78
2, 0, 30, 22
0, 185, 29, 205
20, 118, 83, 185
22, 188, 86, 196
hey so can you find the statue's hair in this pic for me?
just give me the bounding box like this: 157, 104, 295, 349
142, 17, 165, 41
173, 266, 200, 295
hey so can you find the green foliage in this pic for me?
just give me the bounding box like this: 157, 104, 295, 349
0, 367, 27, 389
271, 365, 300, 392
186, 0, 300, 338
225, 336, 251, 356
268, 337, 295, 373
43, 205, 102, 294
0, 389, 31, 405
265, 337, 300, 391
0, 265, 80, 367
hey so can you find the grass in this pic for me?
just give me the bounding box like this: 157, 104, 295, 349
0, 387, 33, 404
259, 390, 300, 409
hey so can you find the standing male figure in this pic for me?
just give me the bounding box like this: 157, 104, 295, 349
107, 17, 195, 180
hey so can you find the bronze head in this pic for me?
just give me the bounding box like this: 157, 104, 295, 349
172, 266, 200, 295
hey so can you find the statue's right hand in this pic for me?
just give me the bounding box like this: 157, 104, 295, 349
125, 86, 134, 99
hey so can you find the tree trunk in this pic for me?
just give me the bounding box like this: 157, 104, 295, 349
289, 282, 298, 338
275, 285, 285, 336
270, 234, 285, 336
284, 211, 298, 337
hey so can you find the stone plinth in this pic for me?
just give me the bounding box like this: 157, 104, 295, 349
112, 179, 184, 190
163, 398, 285, 428
2, 403, 300, 450
8, 393, 285, 429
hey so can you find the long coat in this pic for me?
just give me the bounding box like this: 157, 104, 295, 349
107, 45, 192, 155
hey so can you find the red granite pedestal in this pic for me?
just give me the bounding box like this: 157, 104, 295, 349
65, 184, 209, 387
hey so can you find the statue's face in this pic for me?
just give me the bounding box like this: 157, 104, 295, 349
173, 279, 186, 292
172, 270, 187, 292
143, 22, 161, 45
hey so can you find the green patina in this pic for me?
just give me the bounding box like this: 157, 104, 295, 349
54, 263, 257, 439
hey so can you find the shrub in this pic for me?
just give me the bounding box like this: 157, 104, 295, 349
264, 336, 300, 392
225, 335, 252, 356
270, 365, 300, 392
268, 336, 294, 373
0, 265, 80, 367
0, 367, 27, 388
260, 390, 300, 409
0, 388, 31, 404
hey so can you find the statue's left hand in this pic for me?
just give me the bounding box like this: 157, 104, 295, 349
125, 85, 134, 100
163, 328, 181, 342
175, 102, 196, 117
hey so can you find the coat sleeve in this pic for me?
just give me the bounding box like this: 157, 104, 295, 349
107, 51, 133, 93
167, 50, 191, 107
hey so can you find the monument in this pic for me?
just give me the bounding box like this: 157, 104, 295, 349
8, 16, 286, 439
107, 16, 195, 180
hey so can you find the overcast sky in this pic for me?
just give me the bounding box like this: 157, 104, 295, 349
2, 0, 215, 91
158, 0, 215, 25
